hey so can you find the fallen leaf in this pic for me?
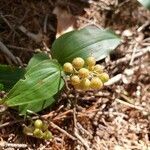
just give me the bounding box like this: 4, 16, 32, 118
53, 6, 76, 38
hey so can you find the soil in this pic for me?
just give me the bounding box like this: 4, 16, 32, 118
0, 0, 150, 150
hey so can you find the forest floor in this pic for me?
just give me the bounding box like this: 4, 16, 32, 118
0, 0, 150, 150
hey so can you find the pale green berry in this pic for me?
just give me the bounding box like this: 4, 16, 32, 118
34, 119, 43, 129
80, 78, 91, 90
33, 128, 43, 138
72, 57, 84, 69
63, 62, 74, 73
90, 77, 103, 89
86, 57, 96, 67
88, 66, 94, 71
99, 73, 109, 83
78, 68, 89, 78
71, 75, 80, 85
43, 130, 52, 140
94, 64, 104, 73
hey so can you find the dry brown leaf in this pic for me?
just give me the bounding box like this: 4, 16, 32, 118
53, 6, 76, 38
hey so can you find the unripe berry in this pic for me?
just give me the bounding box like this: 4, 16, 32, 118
78, 68, 89, 78
94, 64, 104, 73
33, 128, 43, 138
99, 73, 109, 83
86, 57, 96, 67
34, 119, 43, 129
63, 62, 73, 73
43, 130, 52, 140
90, 77, 103, 89
71, 75, 80, 85
81, 78, 91, 90
88, 66, 94, 71
72, 57, 84, 69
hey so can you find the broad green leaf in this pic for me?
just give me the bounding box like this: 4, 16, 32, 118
19, 97, 55, 115
51, 25, 121, 64
138, 0, 150, 10
4, 59, 64, 113
0, 83, 4, 91
19, 91, 61, 115
0, 64, 25, 91
26, 53, 50, 71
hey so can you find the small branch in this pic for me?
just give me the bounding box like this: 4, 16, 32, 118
77, 122, 93, 139
50, 121, 76, 141
113, 47, 149, 65
73, 105, 77, 129
74, 128, 91, 150
0, 120, 23, 129
0, 13, 17, 34
44, 14, 48, 33
116, 99, 149, 114
137, 21, 150, 32
6, 44, 34, 52
73, 95, 91, 149
52, 110, 73, 120
129, 43, 138, 66
104, 74, 122, 86
0, 40, 18, 64
0, 141, 27, 149
18, 25, 43, 43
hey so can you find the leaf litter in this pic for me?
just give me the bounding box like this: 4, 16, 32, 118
0, 0, 150, 149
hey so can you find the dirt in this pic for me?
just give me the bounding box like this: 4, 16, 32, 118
0, 0, 150, 150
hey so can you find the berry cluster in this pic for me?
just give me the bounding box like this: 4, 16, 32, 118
33, 119, 52, 140
24, 119, 52, 140
63, 57, 109, 90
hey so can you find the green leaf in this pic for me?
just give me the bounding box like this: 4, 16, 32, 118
19, 97, 55, 115
138, 0, 150, 10
0, 64, 25, 91
26, 52, 50, 71
4, 59, 64, 113
0, 83, 4, 91
51, 25, 121, 64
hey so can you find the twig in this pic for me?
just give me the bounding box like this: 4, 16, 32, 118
0, 141, 27, 149
42, 41, 51, 54
113, 47, 149, 65
143, 37, 150, 42
6, 44, 34, 52
77, 122, 93, 139
0, 120, 24, 129
73, 95, 91, 149
74, 128, 91, 150
104, 74, 122, 86
137, 21, 150, 32
129, 43, 138, 66
49, 121, 76, 141
62, 77, 70, 91
116, 99, 149, 114
0, 13, 17, 34
80, 0, 93, 3
18, 25, 43, 43
0, 40, 18, 64
52, 110, 73, 120
44, 14, 49, 33
73, 105, 77, 129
